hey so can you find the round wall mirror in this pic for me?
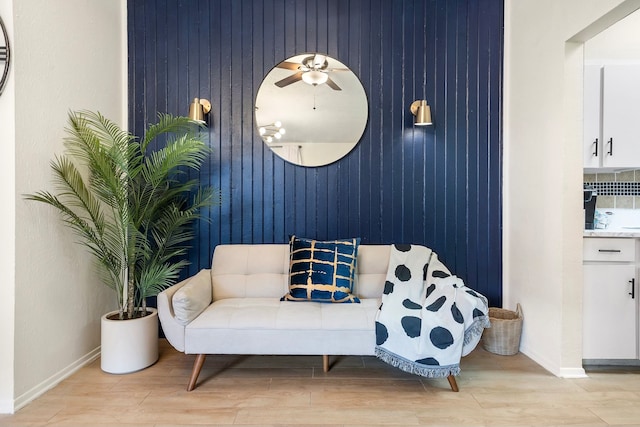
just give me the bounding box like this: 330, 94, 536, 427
255, 53, 368, 167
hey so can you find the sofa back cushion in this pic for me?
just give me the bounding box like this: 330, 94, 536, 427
210, 243, 390, 301
354, 245, 390, 298
211, 244, 289, 300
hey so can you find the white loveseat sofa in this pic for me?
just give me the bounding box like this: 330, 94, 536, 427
158, 243, 460, 392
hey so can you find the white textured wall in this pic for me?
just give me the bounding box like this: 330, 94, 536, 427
585, 9, 640, 62
0, 0, 15, 414
504, 0, 634, 376
7, 0, 126, 412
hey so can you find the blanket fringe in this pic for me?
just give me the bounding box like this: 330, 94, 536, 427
375, 347, 461, 378
463, 315, 491, 347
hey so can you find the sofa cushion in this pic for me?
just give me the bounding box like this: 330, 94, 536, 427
172, 269, 212, 325
211, 244, 289, 300
281, 236, 360, 303
354, 245, 391, 298
184, 297, 380, 355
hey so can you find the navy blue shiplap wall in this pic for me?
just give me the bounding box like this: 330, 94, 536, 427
128, 0, 503, 305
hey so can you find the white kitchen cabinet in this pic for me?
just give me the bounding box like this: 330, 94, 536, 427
583, 237, 638, 360
583, 263, 637, 359
583, 64, 601, 169
583, 64, 640, 169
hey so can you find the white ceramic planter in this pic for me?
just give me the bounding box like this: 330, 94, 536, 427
100, 308, 159, 374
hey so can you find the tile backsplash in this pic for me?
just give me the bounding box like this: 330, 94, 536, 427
584, 170, 640, 209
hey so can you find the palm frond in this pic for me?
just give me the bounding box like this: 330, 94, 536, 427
141, 136, 209, 189
25, 110, 216, 316
141, 113, 203, 152
137, 261, 187, 300
48, 156, 106, 233
23, 191, 124, 292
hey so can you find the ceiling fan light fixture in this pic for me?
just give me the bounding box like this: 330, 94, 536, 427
302, 70, 328, 86
258, 121, 286, 143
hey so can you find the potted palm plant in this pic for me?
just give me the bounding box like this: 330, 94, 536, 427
25, 110, 215, 373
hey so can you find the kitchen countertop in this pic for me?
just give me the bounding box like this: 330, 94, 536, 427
583, 209, 640, 238
584, 229, 640, 238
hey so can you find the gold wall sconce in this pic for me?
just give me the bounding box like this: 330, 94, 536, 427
410, 100, 433, 126
188, 97, 211, 122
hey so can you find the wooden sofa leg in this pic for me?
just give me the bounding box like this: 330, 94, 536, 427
187, 354, 206, 392
323, 355, 329, 372
447, 374, 459, 392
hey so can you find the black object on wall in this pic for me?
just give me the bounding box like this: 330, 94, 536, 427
128, 0, 503, 306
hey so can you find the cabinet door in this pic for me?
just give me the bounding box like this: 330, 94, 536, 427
583, 64, 602, 168
583, 263, 637, 359
602, 64, 640, 168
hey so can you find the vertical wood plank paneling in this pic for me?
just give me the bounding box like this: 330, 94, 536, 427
379, 0, 394, 244
144, 1, 157, 122
408, 0, 424, 246
241, 0, 254, 243
390, 1, 403, 243
487, 0, 504, 302
128, 0, 141, 133
218, 0, 232, 245
465, 0, 480, 295
155, 0, 168, 114
208, 0, 222, 258
433, 0, 448, 257
229, 1, 243, 244
199, 1, 213, 268
445, 0, 459, 267
422, 0, 437, 248
128, 0, 504, 306
165, 0, 178, 119
476, 0, 491, 299
251, 1, 265, 243
401, 0, 414, 244
346, 0, 360, 239
454, 0, 469, 280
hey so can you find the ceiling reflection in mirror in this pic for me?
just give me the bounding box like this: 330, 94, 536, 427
255, 53, 368, 167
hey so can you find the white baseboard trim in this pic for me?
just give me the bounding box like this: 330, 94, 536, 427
519, 344, 560, 376
520, 345, 588, 378
558, 367, 588, 378
13, 346, 101, 413
0, 399, 14, 415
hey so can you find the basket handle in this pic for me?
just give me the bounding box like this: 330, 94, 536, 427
516, 303, 522, 318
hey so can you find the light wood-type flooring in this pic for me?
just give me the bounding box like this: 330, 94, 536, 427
2, 339, 640, 426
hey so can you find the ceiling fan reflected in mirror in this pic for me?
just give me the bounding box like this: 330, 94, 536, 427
274, 53, 347, 90
256, 52, 368, 167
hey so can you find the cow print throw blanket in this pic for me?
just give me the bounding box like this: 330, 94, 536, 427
375, 244, 490, 378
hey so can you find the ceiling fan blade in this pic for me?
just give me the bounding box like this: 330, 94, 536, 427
326, 77, 342, 91
276, 61, 302, 71
275, 71, 303, 88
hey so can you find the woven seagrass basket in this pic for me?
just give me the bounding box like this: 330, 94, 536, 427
482, 303, 523, 356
